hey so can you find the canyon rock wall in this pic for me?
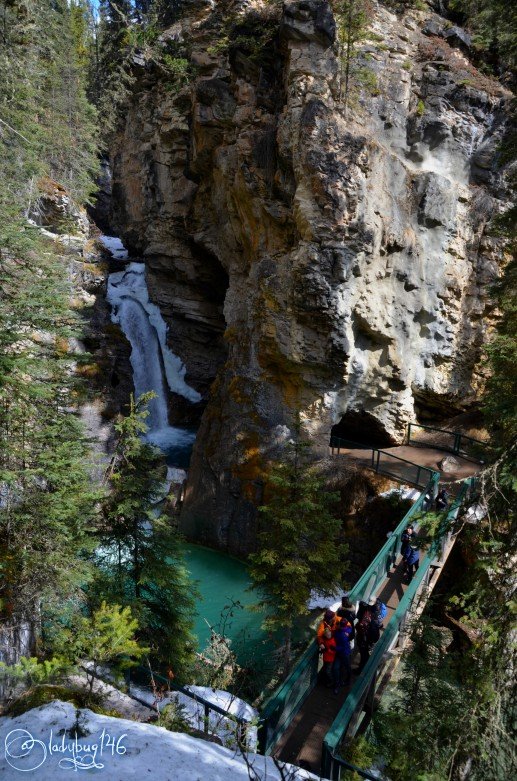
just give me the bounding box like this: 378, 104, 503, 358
111, 0, 510, 555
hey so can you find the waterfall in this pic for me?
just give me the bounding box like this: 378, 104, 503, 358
103, 237, 199, 460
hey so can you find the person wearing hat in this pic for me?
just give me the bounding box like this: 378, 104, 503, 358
400, 525, 416, 557
316, 608, 339, 645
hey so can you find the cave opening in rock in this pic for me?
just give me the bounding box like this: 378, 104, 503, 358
188, 239, 230, 311
331, 409, 395, 448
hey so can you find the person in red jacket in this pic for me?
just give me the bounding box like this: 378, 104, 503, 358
319, 627, 337, 687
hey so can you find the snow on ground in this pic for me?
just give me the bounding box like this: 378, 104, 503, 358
378, 486, 421, 502
129, 683, 258, 750
307, 591, 343, 611
0, 701, 321, 780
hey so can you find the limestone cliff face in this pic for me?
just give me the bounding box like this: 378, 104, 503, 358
111, 0, 511, 554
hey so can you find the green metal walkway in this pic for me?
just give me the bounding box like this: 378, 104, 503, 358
258, 424, 486, 779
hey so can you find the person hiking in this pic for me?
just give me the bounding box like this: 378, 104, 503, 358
337, 597, 356, 645
356, 600, 372, 622
400, 525, 415, 556
316, 609, 339, 645
403, 544, 420, 581
319, 627, 337, 687
436, 488, 450, 511
333, 618, 353, 691
371, 598, 387, 629
356, 606, 373, 673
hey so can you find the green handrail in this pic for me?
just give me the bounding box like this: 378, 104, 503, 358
347, 472, 439, 605
258, 471, 439, 753
258, 638, 319, 753
322, 480, 473, 780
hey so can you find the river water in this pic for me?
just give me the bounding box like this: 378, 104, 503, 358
101, 237, 271, 665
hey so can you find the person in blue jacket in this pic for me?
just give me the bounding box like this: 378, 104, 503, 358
332, 618, 353, 692
371, 598, 387, 629
400, 525, 415, 556
403, 544, 419, 581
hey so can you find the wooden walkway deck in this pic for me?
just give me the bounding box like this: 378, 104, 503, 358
275, 557, 409, 772
276, 446, 482, 773
330, 444, 480, 486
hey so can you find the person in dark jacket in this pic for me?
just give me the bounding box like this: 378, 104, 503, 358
400, 525, 415, 556
436, 488, 449, 511
355, 608, 373, 673
332, 619, 353, 691
337, 597, 356, 645
403, 545, 419, 581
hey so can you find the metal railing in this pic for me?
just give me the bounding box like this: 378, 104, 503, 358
129, 665, 250, 745
257, 638, 320, 754
346, 471, 439, 606
258, 471, 440, 754
330, 435, 437, 488
407, 423, 490, 462
321, 480, 474, 780
259, 424, 482, 757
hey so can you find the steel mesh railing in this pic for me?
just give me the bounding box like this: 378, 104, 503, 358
258, 471, 440, 754
321, 480, 474, 780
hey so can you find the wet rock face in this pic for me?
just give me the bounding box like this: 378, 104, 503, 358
111, 0, 511, 554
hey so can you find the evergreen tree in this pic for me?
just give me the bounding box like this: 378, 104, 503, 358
0, 0, 100, 656
95, 394, 197, 679
0, 0, 99, 212
93, 0, 135, 140
249, 430, 347, 673
449, 0, 517, 77
52, 601, 148, 696
332, 0, 368, 111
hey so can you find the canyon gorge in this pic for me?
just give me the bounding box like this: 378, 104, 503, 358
106, 0, 511, 555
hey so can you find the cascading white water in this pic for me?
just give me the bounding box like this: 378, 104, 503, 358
102, 236, 199, 459
115, 293, 171, 431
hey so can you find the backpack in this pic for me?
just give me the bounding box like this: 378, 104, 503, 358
373, 601, 387, 626
356, 611, 372, 646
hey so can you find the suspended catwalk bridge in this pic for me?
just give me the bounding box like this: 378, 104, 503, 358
258, 423, 486, 780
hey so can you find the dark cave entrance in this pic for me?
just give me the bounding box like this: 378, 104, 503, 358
330, 409, 395, 448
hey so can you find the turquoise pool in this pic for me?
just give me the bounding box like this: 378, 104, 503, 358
182, 544, 272, 669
